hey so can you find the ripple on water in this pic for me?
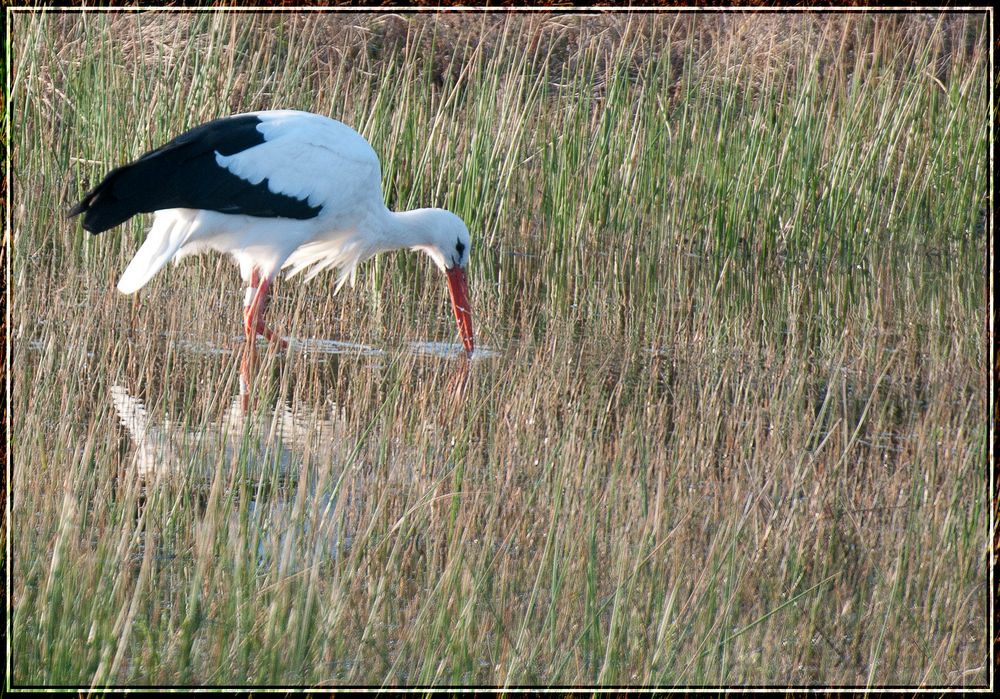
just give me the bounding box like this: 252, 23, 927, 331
173, 336, 499, 361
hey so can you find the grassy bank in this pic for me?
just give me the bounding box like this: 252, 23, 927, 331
9, 9, 990, 687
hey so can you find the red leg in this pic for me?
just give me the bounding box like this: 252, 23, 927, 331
242, 268, 288, 348
239, 347, 253, 414
243, 266, 261, 343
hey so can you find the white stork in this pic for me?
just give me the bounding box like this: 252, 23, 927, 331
69, 109, 474, 354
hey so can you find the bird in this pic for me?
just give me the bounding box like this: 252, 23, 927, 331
69, 109, 474, 354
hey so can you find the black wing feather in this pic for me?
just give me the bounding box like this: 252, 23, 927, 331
68, 114, 322, 234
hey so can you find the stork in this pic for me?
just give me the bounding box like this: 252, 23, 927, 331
69, 110, 475, 354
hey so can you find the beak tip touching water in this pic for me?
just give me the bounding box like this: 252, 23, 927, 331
446, 266, 475, 356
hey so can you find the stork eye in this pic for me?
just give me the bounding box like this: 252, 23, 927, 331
456, 238, 466, 256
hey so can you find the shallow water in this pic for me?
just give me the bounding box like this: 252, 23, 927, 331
103, 333, 486, 572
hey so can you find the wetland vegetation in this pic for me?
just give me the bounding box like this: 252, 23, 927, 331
8, 9, 990, 687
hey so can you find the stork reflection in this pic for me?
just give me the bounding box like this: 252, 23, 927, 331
111, 340, 479, 573
111, 378, 346, 486
114, 338, 478, 484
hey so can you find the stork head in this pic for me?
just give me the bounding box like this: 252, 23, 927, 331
408, 209, 474, 355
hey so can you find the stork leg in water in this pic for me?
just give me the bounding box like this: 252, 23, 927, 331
239, 269, 274, 411
243, 267, 287, 348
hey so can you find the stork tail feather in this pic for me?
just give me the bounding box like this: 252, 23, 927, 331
116, 214, 195, 294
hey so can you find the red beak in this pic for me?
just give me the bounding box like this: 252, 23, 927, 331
445, 266, 474, 355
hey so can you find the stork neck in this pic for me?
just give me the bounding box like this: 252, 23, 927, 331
382, 208, 443, 250
375, 206, 462, 273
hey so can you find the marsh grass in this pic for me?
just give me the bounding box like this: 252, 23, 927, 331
9, 9, 990, 687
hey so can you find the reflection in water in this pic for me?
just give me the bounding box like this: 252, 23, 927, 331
112, 340, 478, 571
406, 341, 499, 360
113, 338, 480, 483
110, 382, 346, 483
112, 378, 352, 570
174, 334, 496, 362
